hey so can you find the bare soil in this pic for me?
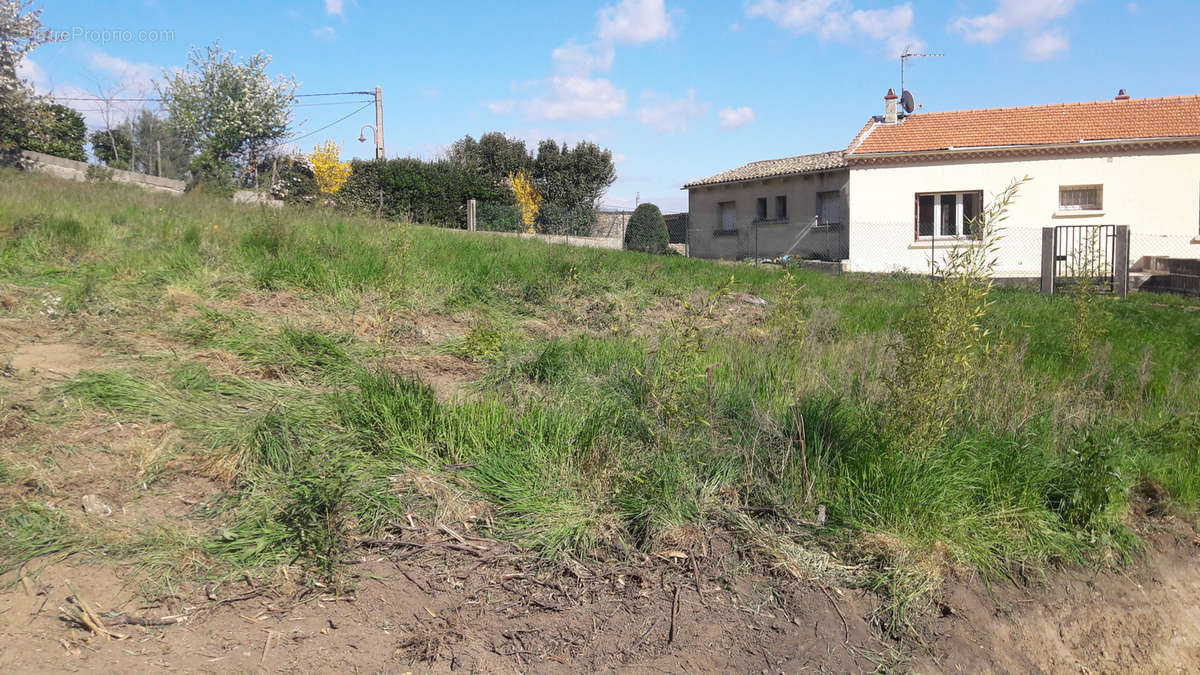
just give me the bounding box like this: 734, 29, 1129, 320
3, 313, 1200, 673
2, 517, 1198, 674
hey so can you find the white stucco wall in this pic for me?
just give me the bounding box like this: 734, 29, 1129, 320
847, 147, 1200, 274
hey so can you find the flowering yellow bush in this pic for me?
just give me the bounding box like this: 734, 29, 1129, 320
310, 139, 352, 194
509, 169, 542, 233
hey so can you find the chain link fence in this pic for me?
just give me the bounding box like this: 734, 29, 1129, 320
469, 201, 628, 251
1129, 230, 1200, 295
475, 202, 615, 237
844, 221, 1045, 278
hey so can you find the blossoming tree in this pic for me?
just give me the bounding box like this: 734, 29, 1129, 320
509, 169, 541, 233
157, 42, 297, 181
310, 139, 351, 195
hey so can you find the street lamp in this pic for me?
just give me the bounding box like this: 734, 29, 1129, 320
358, 124, 383, 160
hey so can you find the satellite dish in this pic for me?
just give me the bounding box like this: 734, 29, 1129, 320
900, 90, 916, 114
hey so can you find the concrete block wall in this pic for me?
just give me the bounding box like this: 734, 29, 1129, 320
20, 150, 185, 195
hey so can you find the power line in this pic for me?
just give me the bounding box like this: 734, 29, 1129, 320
279, 102, 373, 146
51, 90, 373, 103
52, 96, 160, 102
294, 91, 372, 98
294, 99, 374, 108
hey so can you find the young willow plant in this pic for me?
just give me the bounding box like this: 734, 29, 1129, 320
885, 176, 1030, 451
509, 169, 542, 233
768, 270, 807, 350
638, 277, 734, 447
310, 139, 352, 195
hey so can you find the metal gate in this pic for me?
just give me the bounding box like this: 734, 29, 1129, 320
1053, 224, 1124, 294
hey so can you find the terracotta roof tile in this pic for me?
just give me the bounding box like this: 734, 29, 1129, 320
846, 94, 1200, 156
683, 150, 846, 188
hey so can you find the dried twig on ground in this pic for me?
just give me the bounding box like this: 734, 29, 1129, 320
60, 583, 126, 640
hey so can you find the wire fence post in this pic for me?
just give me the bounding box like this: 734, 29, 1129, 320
467, 199, 476, 232
1040, 227, 1056, 296
1113, 225, 1130, 299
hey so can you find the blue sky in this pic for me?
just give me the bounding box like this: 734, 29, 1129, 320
20, 0, 1200, 211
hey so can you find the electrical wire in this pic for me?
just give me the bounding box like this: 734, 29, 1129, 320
52, 92, 377, 152
52, 90, 374, 103
293, 99, 374, 108
294, 91, 372, 97
276, 101, 374, 146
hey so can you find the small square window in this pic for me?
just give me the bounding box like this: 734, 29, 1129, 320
775, 195, 787, 219
756, 197, 768, 220
1059, 185, 1102, 211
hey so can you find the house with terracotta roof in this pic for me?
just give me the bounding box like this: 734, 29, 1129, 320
684, 90, 1200, 273
844, 89, 1200, 274
682, 150, 849, 261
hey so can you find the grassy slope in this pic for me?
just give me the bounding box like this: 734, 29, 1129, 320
2, 171, 1198, 628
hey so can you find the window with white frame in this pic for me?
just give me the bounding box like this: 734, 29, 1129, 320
915, 191, 982, 238
1059, 185, 1102, 211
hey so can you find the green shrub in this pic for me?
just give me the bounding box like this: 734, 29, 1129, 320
25, 104, 88, 162
259, 154, 318, 204
624, 203, 668, 253
477, 201, 521, 232
338, 158, 501, 226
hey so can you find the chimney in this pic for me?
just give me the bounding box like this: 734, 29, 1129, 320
884, 88, 899, 123
1114, 89, 1130, 101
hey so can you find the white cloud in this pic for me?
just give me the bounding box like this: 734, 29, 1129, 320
718, 106, 756, 129
612, 152, 628, 164
1024, 28, 1068, 61
484, 100, 516, 115
746, 1, 920, 55
324, 0, 343, 16
16, 57, 46, 85
746, 0, 849, 39
851, 5, 922, 56
597, 0, 675, 44
636, 88, 705, 133
951, 0, 1077, 60
529, 76, 627, 121
951, 0, 1076, 43
484, 0, 677, 123
313, 26, 337, 40
32, 52, 166, 129
552, 39, 615, 75
88, 52, 158, 93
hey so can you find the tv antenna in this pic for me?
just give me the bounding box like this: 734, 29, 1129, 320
900, 47, 943, 109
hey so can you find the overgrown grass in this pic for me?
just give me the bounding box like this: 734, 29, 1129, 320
2, 170, 1200, 630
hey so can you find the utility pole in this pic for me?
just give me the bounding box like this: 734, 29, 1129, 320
374, 86, 385, 160
156, 140, 162, 177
